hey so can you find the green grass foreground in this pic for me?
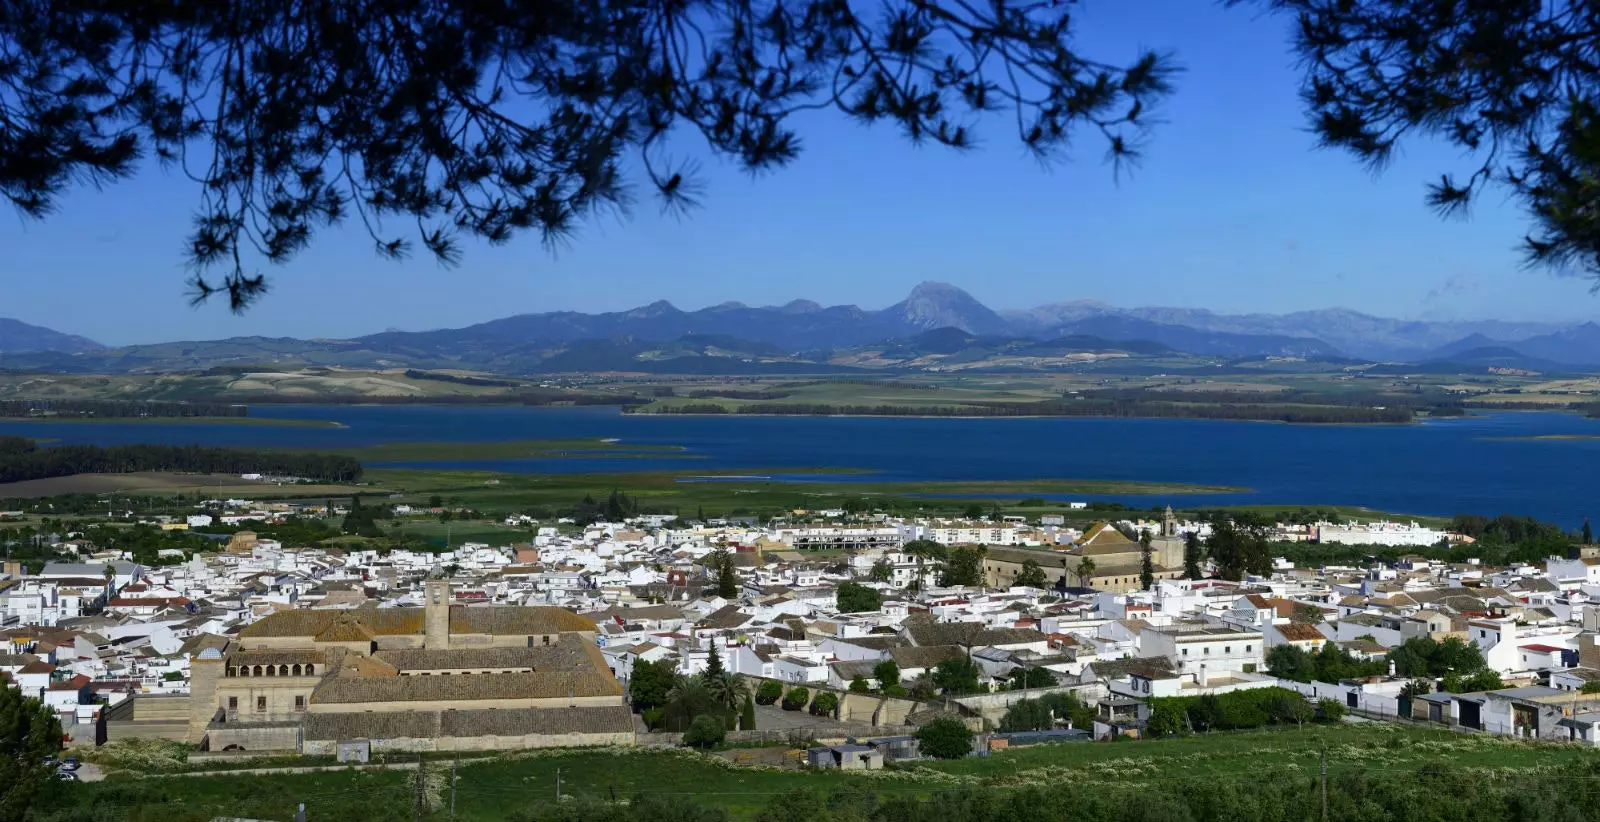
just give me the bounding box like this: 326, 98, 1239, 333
34, 724, 1600, 822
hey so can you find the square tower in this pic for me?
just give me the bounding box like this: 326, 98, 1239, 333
425, 580, 451, 650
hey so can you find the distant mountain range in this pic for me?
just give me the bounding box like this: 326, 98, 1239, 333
0, 319, 103, 355
1, 282, 1595, 374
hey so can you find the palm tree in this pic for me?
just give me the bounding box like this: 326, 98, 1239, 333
1076, 556, 1096, 589
703, 671, 749, 714
663, 674, 716, 731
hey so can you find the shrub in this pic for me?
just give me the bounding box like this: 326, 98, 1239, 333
755, 680, 784, 705
782, 687, 811, 711
1317, 698, 1346, 723
684, 715, 726, 749
915, 717, 973, 759
849, 677, 870, 693
640, 707, 664, 730
810, 692, 839, 717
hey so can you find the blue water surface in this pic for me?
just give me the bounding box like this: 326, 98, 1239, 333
1, 406, 1596, 523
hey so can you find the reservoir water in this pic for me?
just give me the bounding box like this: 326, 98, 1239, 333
2, 406, 1597, 524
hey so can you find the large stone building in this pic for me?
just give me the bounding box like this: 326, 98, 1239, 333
188, 581, 634, 753
983, 509, 1186, 593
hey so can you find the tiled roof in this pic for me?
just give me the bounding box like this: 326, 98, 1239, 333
888, 645, 964, 671
302, 705, 635, 740
237, 604, 595, 640
375, 638, 591, 673
228, 650, 327, 667
1275, 623, 1328, 642
310, 669, 621, 704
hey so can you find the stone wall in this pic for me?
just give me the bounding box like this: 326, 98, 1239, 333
300, 732, 633, 755
950, 683, 1105, 724
744, 676, 925, 727
207, 723, 301, 752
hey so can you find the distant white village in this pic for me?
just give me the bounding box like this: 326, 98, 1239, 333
6, 497, 1596, 757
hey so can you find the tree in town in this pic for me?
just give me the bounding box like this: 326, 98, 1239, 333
939, 546, 986, 588
1183, 531, 1203, 579
873, 660, 901, 692
754, 680, 784, 706
1291, 603, 1324, 625
1014, 560, 1048, 590
712, 549, 739, 599
704, 643, 725, 678
740, 693, 757, 732
1009, 667, 1056, 690
1585, 518, 1594, 545
1139, 530, 1155, 590
705, 672, 749, 716
848, 677, 870, 693
998, 698, 1054, 733
835, 582, 882, 614
683, 715, 726, 749
662, 674, 723, 732
0, 685, 61, 822
1075, 557, 1097, 589
809, 692, 840, 717
868, 560, 893, 583
932, 658, 984, 695
1246, 0, 1600, 282
902, 540, 948, 562
914, 717, 974, 760
1146, 702, 1187, 737
628, 658, 676, 713
781, 687, 811, 712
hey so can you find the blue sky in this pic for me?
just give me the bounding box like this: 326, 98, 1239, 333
3, 1, 1594, 346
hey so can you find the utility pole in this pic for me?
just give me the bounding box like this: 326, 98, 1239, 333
415, 755, 426, 822
1320, 744, 1328, 822
555, 767, 561, 802
449, 757, 458, 820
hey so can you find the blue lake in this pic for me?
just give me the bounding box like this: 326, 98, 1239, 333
2, 406, 1597, 524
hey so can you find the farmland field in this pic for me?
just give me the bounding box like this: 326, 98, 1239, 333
37, 724, 1600, 822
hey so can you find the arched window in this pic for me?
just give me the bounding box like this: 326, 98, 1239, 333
226, 667, 236, 677
280, 665, 290, 676
265, 665, 275, 677
253, 665, 263, 677
292, 664, 302, 676
305, 664, 314, 676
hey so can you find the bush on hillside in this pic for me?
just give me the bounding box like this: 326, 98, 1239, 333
782, 687, 811, 711
755, 680, 784, 705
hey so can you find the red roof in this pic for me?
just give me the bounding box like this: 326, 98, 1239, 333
17, 661, 55, 674
1520, 644, 1566, 654
106, 597, 191, 607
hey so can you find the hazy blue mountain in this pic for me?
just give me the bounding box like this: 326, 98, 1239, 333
0, 319, 103, 354
1492, 323, 1600, 366
4, 282, 1596, 374
1052, 315, 1342, 358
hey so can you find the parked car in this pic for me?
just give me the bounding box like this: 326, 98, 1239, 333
59, 757, 80, 772
55, 771, 78, 781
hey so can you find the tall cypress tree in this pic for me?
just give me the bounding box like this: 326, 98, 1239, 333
1183, 531, 1203, 579
1584, 518, 1593, 545
1139, 531, 1155, 590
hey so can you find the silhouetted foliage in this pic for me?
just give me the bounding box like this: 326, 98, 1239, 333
0, 1, 1174, 308
1248, 0, 1600, 280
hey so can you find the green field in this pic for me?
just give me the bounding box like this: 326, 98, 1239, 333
39, 724, 1600, 822
359, 467, 1244, 518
